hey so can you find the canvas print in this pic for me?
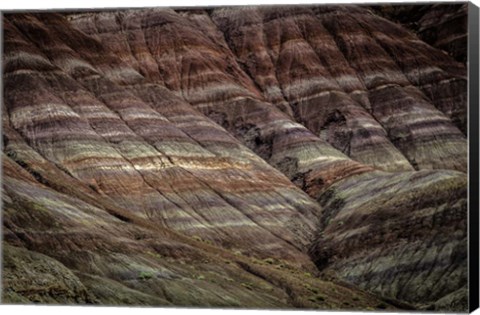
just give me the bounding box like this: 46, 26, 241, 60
1, 2, 478, 313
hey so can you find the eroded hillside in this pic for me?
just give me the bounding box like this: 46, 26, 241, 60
1, 4, 468, 312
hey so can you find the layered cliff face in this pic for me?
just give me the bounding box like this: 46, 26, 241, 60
372, 3, 468, 64
2, 4, 469, 312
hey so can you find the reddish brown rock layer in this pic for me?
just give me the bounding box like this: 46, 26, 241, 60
4, 13, 324, 261
2, 5, 468, 311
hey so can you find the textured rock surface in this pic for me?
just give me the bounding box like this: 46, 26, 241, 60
2, 4, 468, 312
308, 170, 467, 309
372, 3, 468, 64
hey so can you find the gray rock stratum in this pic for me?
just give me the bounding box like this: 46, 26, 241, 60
1, 4, 469, 312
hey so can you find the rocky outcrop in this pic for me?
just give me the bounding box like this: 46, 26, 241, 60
3, 13, 323, 261
372, 3, 468, 64
2, 5, 469, 312
2, 151, 392, 309
2, 244, 95, 304
308, 169, 467, 310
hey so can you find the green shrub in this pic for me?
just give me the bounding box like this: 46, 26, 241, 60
263, 258, 275, 265
139, 271, 154, 280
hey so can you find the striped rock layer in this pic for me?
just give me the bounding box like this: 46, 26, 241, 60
372, 3, 468, 64
2, 4, 468, 312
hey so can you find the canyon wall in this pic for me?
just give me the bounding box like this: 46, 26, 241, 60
2, 4, 469, 311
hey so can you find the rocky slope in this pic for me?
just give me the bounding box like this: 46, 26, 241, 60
372, 3, 468, 64
2, 4, 469, 312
